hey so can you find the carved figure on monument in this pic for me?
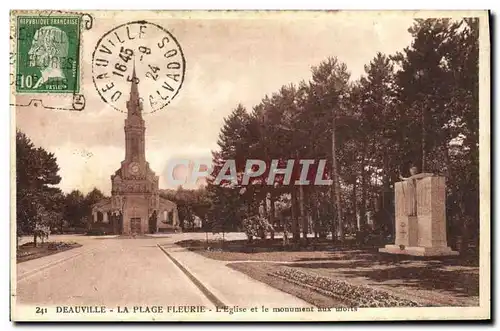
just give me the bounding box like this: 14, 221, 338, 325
398, 166, 435, 216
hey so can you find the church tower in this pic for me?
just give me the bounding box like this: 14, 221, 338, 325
123, 66, 146, 176
91, 65, 180, 236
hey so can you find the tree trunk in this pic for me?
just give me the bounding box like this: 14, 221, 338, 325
381, 148, 391, 236
291, 188, 300, 242
459, 210, 469, 255
299, 184, 307, 244
262, 193, 268, 218
312, 192, 319, 238
269, 192, 275, 240
332, 112, 344, 242
315, 200, 321, 239
360, 142, 367, 240
352, 177, 357, 234
33, 232, 37, 247
262, 193, 269, 241
443, 141, 456, 250
330, 185, 336, 243
421, 103, 426, 172
312, 207, 318, 239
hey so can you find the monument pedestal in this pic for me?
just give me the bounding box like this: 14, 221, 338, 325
379, 175, 458, 257
379, 245, 458, 256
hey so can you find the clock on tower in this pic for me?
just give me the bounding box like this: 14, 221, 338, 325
129, 162, 140, 175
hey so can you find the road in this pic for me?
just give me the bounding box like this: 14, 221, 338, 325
15, 233, 246, 308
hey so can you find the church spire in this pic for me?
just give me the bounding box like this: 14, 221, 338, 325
124, 60, 146, 163
126, 60, 142, 117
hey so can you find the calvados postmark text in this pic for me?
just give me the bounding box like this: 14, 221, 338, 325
91, 21, 186, 113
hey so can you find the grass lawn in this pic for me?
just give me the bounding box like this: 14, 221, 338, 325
177, 238, 479, 307
176, 237, 381, 262
17, 241, 82, 263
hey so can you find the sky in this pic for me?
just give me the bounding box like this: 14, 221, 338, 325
14, 11, 416, 195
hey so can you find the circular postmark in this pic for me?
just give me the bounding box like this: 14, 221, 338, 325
92, 21, 185, 114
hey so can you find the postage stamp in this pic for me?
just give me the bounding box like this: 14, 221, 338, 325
16, 15, 81, 93
10, 10, 490, 323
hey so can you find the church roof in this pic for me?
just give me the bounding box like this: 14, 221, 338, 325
92, 197, 111, 209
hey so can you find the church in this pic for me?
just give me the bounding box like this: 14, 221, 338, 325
90, 68, 180, 235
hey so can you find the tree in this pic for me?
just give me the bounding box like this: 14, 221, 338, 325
392, 18, 479, 250
16, 130, 62, 245
63, 190, 86, 229
203, 18, 479, 252
310, 57, 351, 242
352, 52, 399, 239
206, 105, 254, 233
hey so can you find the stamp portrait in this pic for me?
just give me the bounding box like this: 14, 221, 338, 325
16, 15, 81, 93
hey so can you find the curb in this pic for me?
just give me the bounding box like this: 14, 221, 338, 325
157, 244, 225, 308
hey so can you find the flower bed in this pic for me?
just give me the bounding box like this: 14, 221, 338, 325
47, 242, 78, 251
269, 268, 423, 307
17, 251, 36, 258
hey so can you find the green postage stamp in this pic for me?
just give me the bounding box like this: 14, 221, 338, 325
16, 15, 81, 93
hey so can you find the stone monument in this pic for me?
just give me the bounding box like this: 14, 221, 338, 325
379, 168, 458, 256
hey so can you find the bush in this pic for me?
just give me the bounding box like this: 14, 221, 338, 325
86, 228, 106, 236
34, 225, 50, 244
47, 242, 78, 251
63, 227, 88, 234
242, 216, 275, 241
47, 242, 60, 251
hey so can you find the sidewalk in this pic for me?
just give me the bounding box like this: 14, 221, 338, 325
16, 242, 101, 281
161, 243, 311, 308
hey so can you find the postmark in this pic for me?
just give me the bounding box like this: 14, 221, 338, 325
91, 21, 186, 114
16, 15, 81, 93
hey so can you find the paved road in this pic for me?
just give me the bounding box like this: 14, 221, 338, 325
16, 234, 229, 307
16, 232, 309, 312
14, 233, 315, 321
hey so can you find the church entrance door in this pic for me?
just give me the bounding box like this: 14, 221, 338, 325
130, 218, 141, 234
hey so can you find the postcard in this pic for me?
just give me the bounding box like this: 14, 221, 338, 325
11, 10, 490, 321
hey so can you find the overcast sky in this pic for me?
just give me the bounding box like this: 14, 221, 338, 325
15, 11, 416, 195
